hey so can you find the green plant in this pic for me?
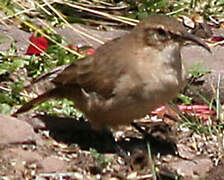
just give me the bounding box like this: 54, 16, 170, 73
122, 0, 169, 19
188, 62, 211, 78
0, 34, 79, 115
90, 148, 112, 170
0, 78, 25, 114
36, 99, 83, 117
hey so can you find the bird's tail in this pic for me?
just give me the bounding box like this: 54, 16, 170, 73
12, 66, 68, 117
12, 90, 55, 117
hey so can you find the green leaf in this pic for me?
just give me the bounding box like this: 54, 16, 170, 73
0, 92, 15, 105
36, 99, 83, 117
177, 93, 192, 104
188, 62, 211, 78
0, 58, 28, 75
0, 103, 12, 114
10, 78, 24, 93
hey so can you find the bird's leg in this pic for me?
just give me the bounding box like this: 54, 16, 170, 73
99, 128, 129, 159
131, 122, 177, 155
132, 122, 198, 161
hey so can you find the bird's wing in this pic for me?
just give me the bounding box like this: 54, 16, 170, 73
53, 38, 127, 99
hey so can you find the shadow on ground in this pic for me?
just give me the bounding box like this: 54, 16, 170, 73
36, 114, 177, 156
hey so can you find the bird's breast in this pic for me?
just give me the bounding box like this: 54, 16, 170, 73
133, 44, 186, 105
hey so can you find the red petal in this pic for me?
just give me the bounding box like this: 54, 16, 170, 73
151, 104, 216, 116
26, 34, 48, 55
211, 36, 224, 42
70, 45, 78, 51
86, 48, 95, 55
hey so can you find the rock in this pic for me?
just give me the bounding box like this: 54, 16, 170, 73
182, 45, 224, 103
167, 156, 213, 178
39, 156, 67, 173
204, 163, 224, 180
2, 147, 42, 164
0, 25, 30, 55
0, 148, 42, 177
1, 148, 67, 175
0, 114, 41, 145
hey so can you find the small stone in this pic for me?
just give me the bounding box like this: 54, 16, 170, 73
0, 114, 41, 145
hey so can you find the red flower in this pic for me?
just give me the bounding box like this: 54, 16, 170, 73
86, 48, 95, 55
211, 36, 224, 42
68, 44, 95, 55
26, 34, 48, 55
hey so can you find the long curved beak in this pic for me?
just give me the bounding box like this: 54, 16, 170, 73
182, 32, 211, 53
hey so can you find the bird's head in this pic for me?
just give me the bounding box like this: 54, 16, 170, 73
133, 15, 211, 52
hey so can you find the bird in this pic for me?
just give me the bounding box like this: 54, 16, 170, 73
13, 15, 210, 130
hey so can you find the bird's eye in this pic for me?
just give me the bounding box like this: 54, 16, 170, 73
157, 29, 166, 37
145, 28, 170, 46
156, 29, 170, 41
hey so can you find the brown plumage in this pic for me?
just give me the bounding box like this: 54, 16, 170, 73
13, 15, 210, 129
